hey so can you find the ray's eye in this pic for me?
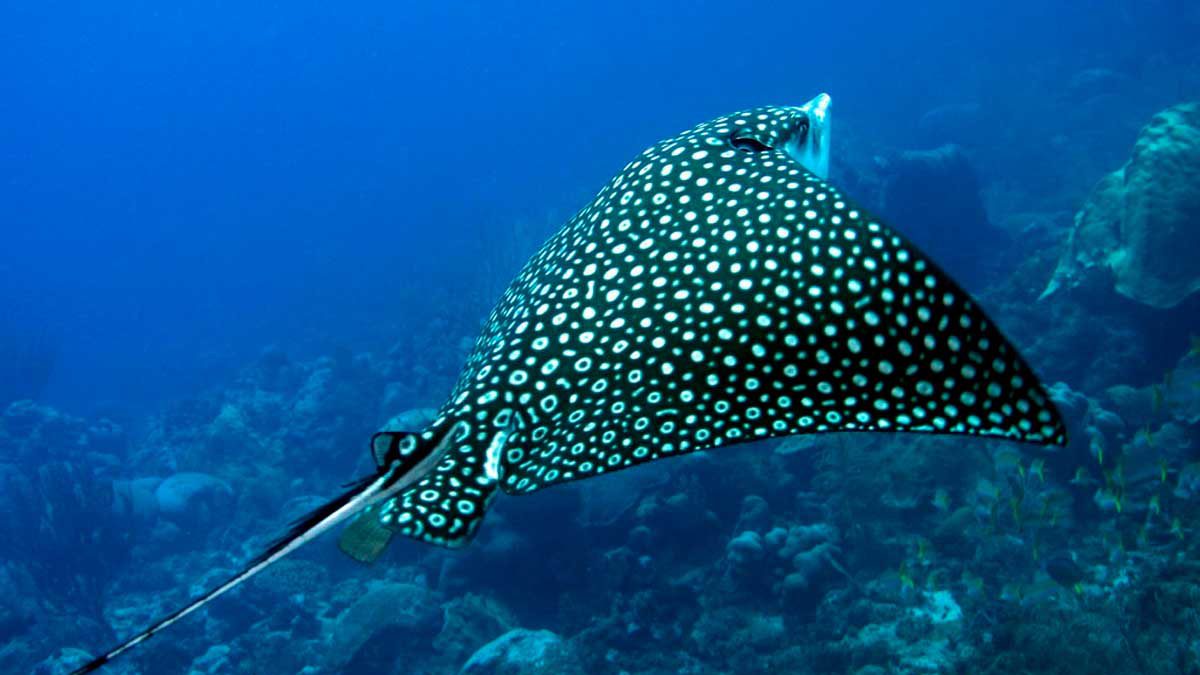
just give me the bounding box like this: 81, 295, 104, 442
729, 131, 773, 153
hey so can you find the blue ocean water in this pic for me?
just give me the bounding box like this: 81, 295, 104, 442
2, 1, 1199, 673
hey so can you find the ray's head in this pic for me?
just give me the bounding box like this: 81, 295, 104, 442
698, 93, 833, 179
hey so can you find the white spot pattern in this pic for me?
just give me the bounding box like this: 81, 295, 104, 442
374, 104, 1067, 547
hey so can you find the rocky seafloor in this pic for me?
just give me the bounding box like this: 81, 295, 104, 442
5, 98, 1200, 674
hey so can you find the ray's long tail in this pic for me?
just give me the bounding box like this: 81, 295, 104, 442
71, 467, 401, 674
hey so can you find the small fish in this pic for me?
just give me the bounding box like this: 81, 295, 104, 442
1070, 466, 1095, 487
931, 488, 951, 512
1158, 458, 1170, 484
1019, 579, 1067, 607
69, 95, 1068, 672
1136, 524, 1150, 550
898, 560, 916, 592
1149, 494, 1161, 515
1094, 488, 1122, 514
999, 582, 1024, 604
1030, 458, 1046, 484
1170, 517, 1185, 540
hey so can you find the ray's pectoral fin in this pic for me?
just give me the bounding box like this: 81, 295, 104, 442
342, 423, 501, 551
338, 503, 396, 563
369, 430, 420, 469
496, 170, 1067, 496
337, 430, 420, 563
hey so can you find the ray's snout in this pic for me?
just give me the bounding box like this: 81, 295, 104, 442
788, 93, 832, 179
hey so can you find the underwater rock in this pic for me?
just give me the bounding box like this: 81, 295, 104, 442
1044, 102, 1200, 308
1066, 67, 1130, 103
153, 472, 234, 523
254, 344, 295, 391
433, 594, 519, 666
726, 531, 766, 564
723, 518, 843, 605
189, 644, 232, 674
577, 460, 671, 527
247, 558, 329, 603
206, 402, 255, 459
916, 103, 984, 146
1, 400, 108, 463
459, 628, 584, 675
325, 581, 442, 672
0, 460, 129, 612
1107, 349, 1200, 429
914, 589, 963, 626
31, 647, 93, 675
773, 434, 818, 456
733, 494, 771, 533
824, 591, 968, 674
635, 490, 720, 542
111, 476, 163, 522
877, 145, 1006, 287
1045, 381, 1127, 486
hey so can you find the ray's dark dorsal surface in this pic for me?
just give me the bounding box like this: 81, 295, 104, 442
70, 94, 1066, 673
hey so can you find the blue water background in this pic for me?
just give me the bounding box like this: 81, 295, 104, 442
2, 0, 1189, 415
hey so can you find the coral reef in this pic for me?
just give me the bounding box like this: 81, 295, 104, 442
1046, 102, 1200, 309
460, 629, 584, 675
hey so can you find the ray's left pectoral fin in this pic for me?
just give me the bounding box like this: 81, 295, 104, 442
338, 504, 396, 563
359, 470, 498, 551
374, 485, 495, 549
336, 422, 502, 554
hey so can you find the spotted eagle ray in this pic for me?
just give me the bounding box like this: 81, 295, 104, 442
71, 94, 1066, 673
